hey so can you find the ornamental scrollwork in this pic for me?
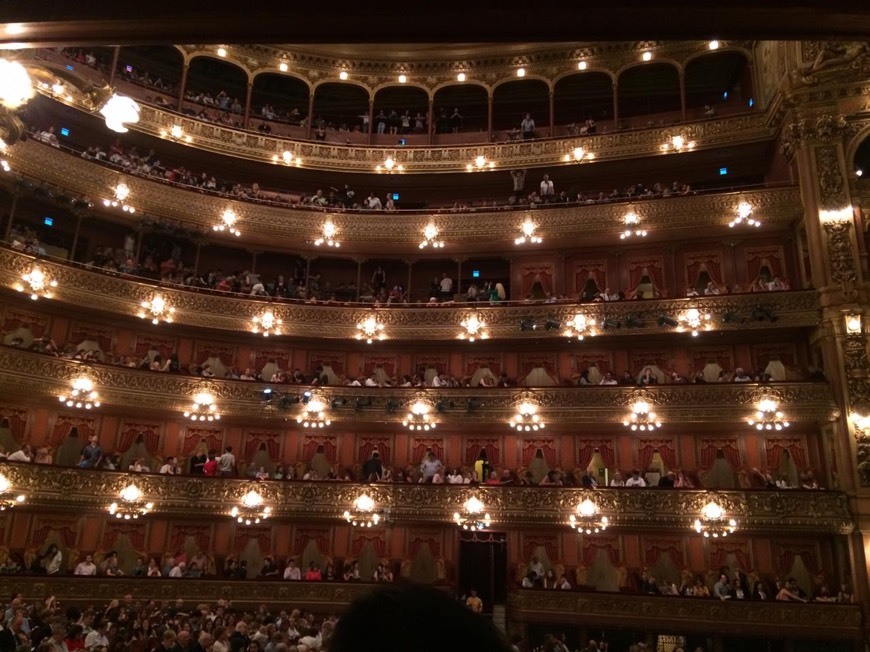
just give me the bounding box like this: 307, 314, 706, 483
798, 41, 870, 86
822, 220, 858, 300
815, 146, 848, 209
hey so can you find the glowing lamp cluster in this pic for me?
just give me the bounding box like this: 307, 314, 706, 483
376, 156, 404, 173
99, 94, 141, 133
231, 490, 271, 525
515, 219, 542, 245
729, 202, 761, 228
467, 155, 495, 172
314, 221, 340, 247
184, 391, 220, 422
403, 399, 436, 431
620, 212, 647, 239
747, 398, 790, 431
563, 313, 596, 340
272, 150, 299, 166
343, 493, 382, 527
677, 308, 713, 336
419, 223, 445, 249
108, 483, 153, 520
214, 207, 241, 237
0, 59, 34, 109
103, 182, 135, 213
454, 495, 492, 531
661, 134, 696, 153
623, 400, 662, 431
0, 474, 25, 511
458, 312, 489, 342
59, 376, 101, 410
138, 294, 175, 325
297, 395, 331, 428
15, 265, 57, 300
509, 402, 545, 432
563, 146, 594, 163
569, 498, 609, 535
251, 309, 282, 336
160, 124, 192, 143
693, 501, 737, 538
356, 313, 386, 343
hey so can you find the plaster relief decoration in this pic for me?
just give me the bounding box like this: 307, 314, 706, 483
823, 218, 859, 301
573, 351, 613, 385
698, 437, 741, 489
1, 308, 47, 347
414, 354, 448, 386
814, 146, 848, 210
133, 333, 176, 364
684, 252, 725, 294
251, 348, 292, 382
411, 436, 444, 463
403, 529, 446, 583
798, 42, 870, 85
521, 263, 554, 300
0, 405, 28, 447
308, 351, 347, 385
244, 430, 282, 473
630, 350, 671, 384
359, 436, 392, 465
464, 354, 503, 388
465, 437, 501, 466
68, 321, 114, 359
691, 348, 734, 383
363, 354, 397, 385
181, 426, 224, 457
765, 436, 809, 487
579, 535, 626, 592
745, 246, 786, 291
117, 420, 162, 472
193, 341, 237, 379
626, 257, 665, 299
519, 353, 559, 386
642, 536, 686, 587
750, 343, 797, 381
575, 261, 607, 299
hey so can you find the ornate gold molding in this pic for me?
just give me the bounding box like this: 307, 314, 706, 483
0, 465, 854, 533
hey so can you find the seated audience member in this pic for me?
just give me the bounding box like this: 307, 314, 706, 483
713, 573, 732, 600
609, 471, 625, 487
303, 561, 322, 581
283, 560, 301, 581
776, 578, 808, 602
625, 470, 646, 487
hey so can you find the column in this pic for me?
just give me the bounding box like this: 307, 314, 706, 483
427, 98, 434, 145
250, 250, 259, 273
367, 98, 375, 145
678, 68, 686, 122
304, 256, 314, 298
548, 90, 555, 137
243, 81, 253, 128
612, 81, 619, 130
69, 213, 83, 262
108, 46, 120, 87
456, 258, 463, 297
794, 226, 809, 289
306, 92, 315, 140
3, 190, 19, 240
177, 63, 189, 111
355, 258, 364, 301
487, 93, 493, 141
405, 260, 414, 302
193, 242, 201, 277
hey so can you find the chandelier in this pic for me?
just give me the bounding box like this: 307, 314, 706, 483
356, 313, 386, 343
251, 309, 282, 336
99, 94, 141, 133
272, 150, 299, 166
458, 312, 489, 341
563, 146, 594, 163
15, 265, 58, 300
466, 154, 496, 172
183, 391, 220, 422
747, 398, 790, 430
563, 313, 597, 340
138, 293, 175, 324
419, 223, 445, 249
314, 220, 341, 247
515, 219, 542, 245
375, 155, 404, 173
0, 474, 25, 511
58, 375, 101, 410
297, 394, 331, 428
231, 490, 271, 525
0, 59, 34, 109
568, 498, 609, 534
102, 182, 135, 213
213, 207, 241, 237
453, 495, 492, 530
160, 124, 192, 143
509, 401, 545, 432
693, 500, 737, 538
677, 308, 712, 336
729, 202, 761, 228
623, 399, 662, 431
343, 493, 382, 527
403, 399, 437, 431
661, 134, 696, 153
108, 483, 154, 520
620, 211, 647, 239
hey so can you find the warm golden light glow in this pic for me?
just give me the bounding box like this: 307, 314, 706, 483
515, 219, 542, 245
819, 206, 853, 222
343, 493, 382, 527
693, 500, 737, 538
0, 473, 25, 511
509, 401, 544, 432
419, 223, 445, 248
58, 375, 101, 410
563, 313, 596, 340
747, 398, 789, 430
620, 211, 647, 239
403, 399, 436, 431
251, 309, 282, 336
108, 483, 153, 520
138, 293, 175, 324
0, 59, 34, 109
569, 498, 609, 534
100, 94, 141, 133
356, 313, 387, 343
213, 207, 241, 237
15, 265, 58, 300
459, 312, 489, 341
676, 308, 713, 336
623, 400, 662, 431
231, 490, 271, 525
454, 495, 492, 530
183, 391, 220, 422
297, 395, 331, 428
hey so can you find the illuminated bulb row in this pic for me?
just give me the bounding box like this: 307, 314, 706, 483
459, 313, 489, 341
419, 224, 445, 249
563, 314, 596, 340
314, 221, 340, 247
138, 294, 175, 324
747, 399, 790, 430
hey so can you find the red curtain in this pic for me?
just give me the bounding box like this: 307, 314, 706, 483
700, 440, 741, 470
182, 429, 224, 456
32, 521, 78, 549
253, 349, 291, 372
465, 356, 502, 377
753, 345, 797, 368
638, 441, 677, 471
52, 415, 95, 446
309, 351, 346, 375
2, 310, 47, 338
522, 535, 559, 562
302, 436, 337, 462
777, 544, 820, 575
686, 256, 723, 288
628, 260, 664, 297
118, 423, 161, 455
102, 522, 147, 550
644, 540, 684, 567
521, 265, 554, 297
352, 533, 387, 557
577, 441, 615, 468
408, 535, 441, 557
169, 525, 211, 553
359, 438, 391, 464
746, 249, 783, 284
412, 438, 444, 462
765, 438, 808, 469
575, 265, 606, 294
133, 335, 175, 360
520, 353, 557, 376
522, 440, 557, 466
692, 349, 733, 373
233, 526, 271, 554
582, 539, 620, 567
0, 407, 28, 442
244, 432, 280, 461
710, 541, 751, 572
415, 356, 447, 375
69, 323, 114, 354
294, 528, 329, 555
466, 439, 500, 465
196, 342, 236, 367
364, 356, 397, 378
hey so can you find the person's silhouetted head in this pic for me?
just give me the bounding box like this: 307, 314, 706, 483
330, 584, 510, 652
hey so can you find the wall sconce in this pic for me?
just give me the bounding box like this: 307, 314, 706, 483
844, 312, 863, 335
419, 223, 445, 249
515, 219, 542, 245
661, 134, 695, 153
819, 207, 853, 222
314, 220, 340, 247
160, 124, 192, 143
620, 211, 647, 239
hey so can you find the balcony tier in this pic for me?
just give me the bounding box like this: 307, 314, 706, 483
0, 464, 853, 533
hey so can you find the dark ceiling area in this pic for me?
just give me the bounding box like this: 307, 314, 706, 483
2, 1, 870, 44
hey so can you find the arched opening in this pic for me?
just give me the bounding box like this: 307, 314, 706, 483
311, 83, 370, 145
432, 84, 489, 145
115, 46, 184, 109
492, 79, 550, 141
685, 51, 753, 119
182, 56, 249, 128
250, 73, 310, 139
553, 72, 614, 136
853, 135, 870, 178
617, 63, 681, 129
372, 85, 429, 146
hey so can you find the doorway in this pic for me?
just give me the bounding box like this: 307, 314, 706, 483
458, 530, 508, 613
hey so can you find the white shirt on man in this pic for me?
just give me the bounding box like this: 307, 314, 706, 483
74, 561, 97, 576
625, 475, 647, 487
440, 276, 454, 293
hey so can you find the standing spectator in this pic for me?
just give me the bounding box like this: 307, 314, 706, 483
218, 446, 236, 477
510, 169, 527, 201
521, 113, 535, 139
539, 174, 554, 202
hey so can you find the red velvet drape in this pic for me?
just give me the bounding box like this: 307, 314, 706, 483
0, 407, 28, 442
181, 429, 224, 456
2, 309, 47, 338
415, 356, 448, 376
302, 436, 337, 462
686, 256, 723, 289
169, 525, 211, 553
638, 441, 677, 471
252, 349, 291, 372
294, 528, 329, 555
244, 432, 280, 461
359, 438, 391, 464
644, 540, 684, 567
102, 522, 147, 550
628, 260, 664, 297
363, 356, 397, 378
69, 323, 114, 354
196, 342, 236, 367
746, 249, 784, 286
699, 440, 741, 469
408, 535, 441, 557
710, 541, 751, 572
308, 352, 346, 375
118, 423, 161, 455
412, 438, 444, 462
52, 415, 95, 446
133, 335, 174, 360
777, 544, 820, 575
582, 539, 620, 567
577, 442, 616, 468
521, 265, 554, 297
575, 265, 606, 294
352, 532, 387, 557
522, 535, 559, 562
521, 440, 557, 466
32, 522, 77, 549
465, 356, 502, 377
233, 526, 271, 554
765, 438, 807, 469
466, 439, 500, 465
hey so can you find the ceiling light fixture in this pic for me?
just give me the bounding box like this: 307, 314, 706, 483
708, 40, 720, 50
15, 265, 57, 300
578, 61, 588, 70
403, 399, 437, 431
620, 211, 647, 239
376, 155, 404, 173
729, 201, 761, 228
160, 124, 192, 143
466, 154, 496, 172
563, 146, 593, 163
356, 313, 386, 343
58, 375, 101, 410
661, 134, 696, 153
231, 489, 271, 525
677, 308, 713, 336
297, 394, 331, 428
624, 399, 662, 431
454, 494, 491, 531
693, 500, 737, 538
272, 150, 298, 166
279, 61, 289, 72
99, 94, 141, 133
251, 309, 282, 336
642, 51, 653, 62
184, 391, 220, 422
108, 483, 153, 520
213, 207, 241, 236
515, 219, 542, 245
569, 498, 609, 534
103, 181, 135, 213
516, 67, 526, 77
216, 47, 228, 58
339, 70, 349, 80
0, 474, 25, 510
509, 401, 544, 432
456, 72, 467, 82
398, 74, 407, 84
0, 59, 34, 109
563, 313, 597, 340
314, 220, 341, 247
419, 223, 445, 249
344, 493, 382, 527
138, 293, 175, 324
747, 398, 790, 430
459, 312, 489, 341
